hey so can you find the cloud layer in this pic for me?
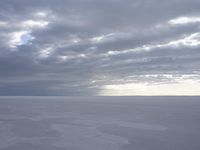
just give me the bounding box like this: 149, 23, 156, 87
0, 0, 200, 95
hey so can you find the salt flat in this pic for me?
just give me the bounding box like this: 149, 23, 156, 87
0, 96, 200, 150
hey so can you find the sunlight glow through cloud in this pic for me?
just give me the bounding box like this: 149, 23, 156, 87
100, 79, 200, 96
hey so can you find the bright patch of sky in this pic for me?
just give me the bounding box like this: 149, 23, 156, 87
100, 77, 200, 96
9, 31, 34, 48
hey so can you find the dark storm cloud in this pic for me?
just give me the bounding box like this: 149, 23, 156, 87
0, 0, 200, 95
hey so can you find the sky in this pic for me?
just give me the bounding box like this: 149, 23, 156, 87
0, 0, 200, 96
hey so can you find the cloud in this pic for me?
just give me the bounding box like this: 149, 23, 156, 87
9, 31, 34, 48
0, 0, 200, 95
22, 20, 49, 29
169, 16, 200, 25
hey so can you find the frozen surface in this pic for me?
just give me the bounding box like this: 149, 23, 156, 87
0, 96, 200, 150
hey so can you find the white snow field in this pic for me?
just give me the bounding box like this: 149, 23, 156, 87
0, 96, 200, 150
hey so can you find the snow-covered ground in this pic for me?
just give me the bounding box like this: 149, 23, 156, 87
0, 96, 200, 150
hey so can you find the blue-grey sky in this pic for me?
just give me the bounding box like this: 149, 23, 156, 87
0, 0, 200, 95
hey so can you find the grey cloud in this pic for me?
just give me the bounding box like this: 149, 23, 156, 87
0, 0, 200, 95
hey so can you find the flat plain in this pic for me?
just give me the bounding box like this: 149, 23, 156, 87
0, 96, 200, 150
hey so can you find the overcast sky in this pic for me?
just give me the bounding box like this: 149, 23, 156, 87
0, 0, 200, 95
